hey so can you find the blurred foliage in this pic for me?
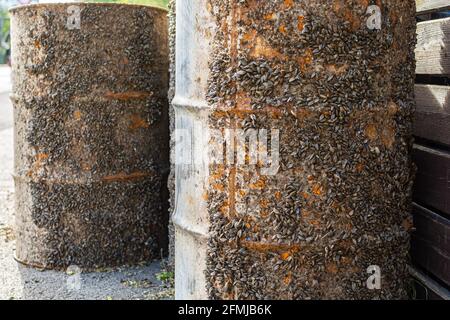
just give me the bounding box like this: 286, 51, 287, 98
87, 0, 168, 10
0, 8, 10, 64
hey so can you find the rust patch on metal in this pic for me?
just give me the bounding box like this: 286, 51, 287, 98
101, 171, 151, 182
104, 91, 153, 101
128, 115, 149, 130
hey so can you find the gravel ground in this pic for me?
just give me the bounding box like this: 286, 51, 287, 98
0, 66, 174, 300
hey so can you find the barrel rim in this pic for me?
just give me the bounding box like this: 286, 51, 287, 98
9, 2, 168, 14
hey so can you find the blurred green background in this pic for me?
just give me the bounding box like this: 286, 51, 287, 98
0, 0, 169, 64
0, 8, 9, 64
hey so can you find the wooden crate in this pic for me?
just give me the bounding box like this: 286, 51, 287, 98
410, 266, 450, 300
412, 0, 450, 300
411, 204, 450, 287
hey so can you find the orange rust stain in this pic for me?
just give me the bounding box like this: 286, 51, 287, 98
228, 166, 237, 218
365, 116, 396, 149
280, 251, 291, 260
36, 153, 49, 162
344, 9, 361, 31
284, 272, 293, 285
338, 239, 353, 250
308, 218, 321, 227
260, 198, 269, 209
375, 0, 382, 9
242, 30, 256, 42
229, 0, 239, 60
238, 189, 246, 197
297, 48, 313, 72
249, 177, 266, 190
73, 110, 82, 121
333, 0, 343, 12
342, 222, 353, 232
264, 13, 277, 21
102, 171, 150, 182
283, 0, 294, 8
212, 183, 225, 192
220, 202, 229, 215
34, 40, 41, 49
105, 91, 152, 101
28, 152, 49, 177
358, 0, 369, 8
389, 11, 398, 28
341, 256, 353, 266
302, 210, 312, 219
356, 163, 364, 173
365, 123, 378, 140
357, 0, 369, 6
81, 163, 91, 171
202, 192, 209, 201
333, 0, 361, 31
209, 165, 225, 181
275, 191, 282, 200
296, 108, 312, 121
260, 210, 269, 218
129, 115, 149, 130
297, 16, 305, 32
312, 184, 323, 196
250, 37, 286, 60
381, 126, 395, 149
241, 240, 300, 253
326, 64, 349, 75
326, 263, 339, 274
387, 101, 399, 115
278, 25, 287, 34
302, 192, 310, 200
302, 210, 322, 227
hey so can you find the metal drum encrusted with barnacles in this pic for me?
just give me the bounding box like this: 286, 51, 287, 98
10, 3, 169, 270
174, 0, 416, 299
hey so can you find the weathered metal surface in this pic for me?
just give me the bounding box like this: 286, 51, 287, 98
10, 3, 169, 270
175, 0, 416, 299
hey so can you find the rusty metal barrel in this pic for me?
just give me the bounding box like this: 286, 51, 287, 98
174, 0, 416, 299
10, 3, 169, 270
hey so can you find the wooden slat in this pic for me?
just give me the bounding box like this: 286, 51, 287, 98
413, 144, 450, 215
414, 84, 450, 147
411, 203, 450, 287
416, 0, 450, 15
412, 203, 450, 256
410, 266, 450, 300
416, 17, 450, 75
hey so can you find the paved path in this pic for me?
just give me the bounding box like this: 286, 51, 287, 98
0, 65, 173, 300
